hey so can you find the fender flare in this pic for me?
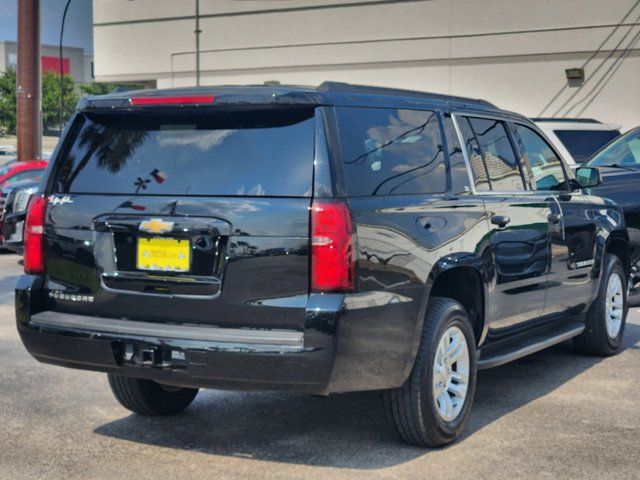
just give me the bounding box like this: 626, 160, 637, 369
400, 250, 493, 382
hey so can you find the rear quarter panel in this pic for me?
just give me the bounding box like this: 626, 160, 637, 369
329, 195, 491, 392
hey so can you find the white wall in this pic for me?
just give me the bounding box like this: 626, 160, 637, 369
93, 0, 640, 129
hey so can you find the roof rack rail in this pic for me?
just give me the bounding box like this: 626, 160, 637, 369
531, 117, 602, 124
317, 81, 496, 108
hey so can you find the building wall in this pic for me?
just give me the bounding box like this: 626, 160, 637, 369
93, 0, 640, 129
0, 41, 94, 83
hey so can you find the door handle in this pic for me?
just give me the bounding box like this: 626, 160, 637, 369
548, 213, 563, 224
491, 215, 511, 228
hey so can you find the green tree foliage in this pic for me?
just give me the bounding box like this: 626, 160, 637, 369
79, 82, 145, 96
0, 69, 78, 135
0, 68, 144, 136
0, 68, 17, 136
42, 71, 78, 132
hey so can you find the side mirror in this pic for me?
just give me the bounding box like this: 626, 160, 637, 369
575, 167, 602, 188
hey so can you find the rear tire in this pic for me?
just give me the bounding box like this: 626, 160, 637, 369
574, 254, 628, 356
108, 374, 199, 416
382, 297, 477, 447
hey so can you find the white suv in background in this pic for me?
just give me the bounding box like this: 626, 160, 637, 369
533, 118, 621, 167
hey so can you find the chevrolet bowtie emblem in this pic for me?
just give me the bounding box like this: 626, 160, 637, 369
139, 218, 174, 234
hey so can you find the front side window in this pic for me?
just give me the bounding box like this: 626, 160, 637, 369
588, 128, 640, 167
514, 124, 567, 191
335, 107, 446, 196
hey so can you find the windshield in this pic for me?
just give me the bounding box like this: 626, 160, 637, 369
554, 129, 620, 163
54, 109, 315, 197
587, 128, 640, 167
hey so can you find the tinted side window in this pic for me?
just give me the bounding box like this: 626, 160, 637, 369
335, 107, 446, 196
515, 125, 566, 191
441, 115, 472, 194
458, 117, 490, 191
466, 117, 524, 192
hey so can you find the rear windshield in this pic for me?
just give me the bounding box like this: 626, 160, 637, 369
554, 129, 620, 163
54, 108, 315, 197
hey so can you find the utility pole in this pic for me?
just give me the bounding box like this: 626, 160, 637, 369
17, 0, 42, 161
195, 0, 201, 86
60, 0, 72, 134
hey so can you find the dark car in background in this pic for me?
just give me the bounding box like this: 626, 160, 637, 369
584, 127, 640, 304
16, 84, 630, 447
1, 179, 39, 254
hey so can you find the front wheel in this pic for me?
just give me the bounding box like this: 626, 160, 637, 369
382, 297, 477, 447
574, 254, 628, 356
108, 374, 199, 416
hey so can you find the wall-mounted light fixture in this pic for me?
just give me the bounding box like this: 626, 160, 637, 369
565, 68, 585, 81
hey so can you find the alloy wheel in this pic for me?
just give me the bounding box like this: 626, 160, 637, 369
432, 326, 470, 422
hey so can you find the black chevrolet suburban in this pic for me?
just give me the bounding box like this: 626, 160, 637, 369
16, 83, 630, 447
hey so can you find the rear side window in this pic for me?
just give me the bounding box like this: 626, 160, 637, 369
441, 115, 473, 195
554, 129, 620, 163
335, 107, 446, 196
457, 117, 490, 191
54, 109, 315, 197
464, 117, 524, 192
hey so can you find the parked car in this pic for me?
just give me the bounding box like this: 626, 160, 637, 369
0, 145, 17, 166
1, 179, 39, 253
583, 126, 640, 304
0, 160, 47, 188
16, 84, 630, 447
0, 161, 46, 244
533, 118, 621, 166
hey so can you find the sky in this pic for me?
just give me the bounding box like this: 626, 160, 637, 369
0, 0, 93, 52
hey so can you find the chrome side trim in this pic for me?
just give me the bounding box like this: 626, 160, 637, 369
30, 311, 304, 348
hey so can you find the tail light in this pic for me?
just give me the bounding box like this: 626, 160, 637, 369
24, 195, 47, 274
310, 200, 356, 292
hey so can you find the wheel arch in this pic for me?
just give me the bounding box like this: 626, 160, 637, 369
429, 266, 486, 346
424, 252, 492, 346
604, 234, 631, 277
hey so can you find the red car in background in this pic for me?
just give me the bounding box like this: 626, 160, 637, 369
0, 161, 47, 188
0, 161, 47, 246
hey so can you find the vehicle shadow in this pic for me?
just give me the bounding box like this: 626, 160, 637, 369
94, 322, 640, 469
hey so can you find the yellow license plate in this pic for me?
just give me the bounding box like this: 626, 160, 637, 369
136, 237, 190, 272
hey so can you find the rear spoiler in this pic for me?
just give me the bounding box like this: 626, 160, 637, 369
76, 91, 324, 111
